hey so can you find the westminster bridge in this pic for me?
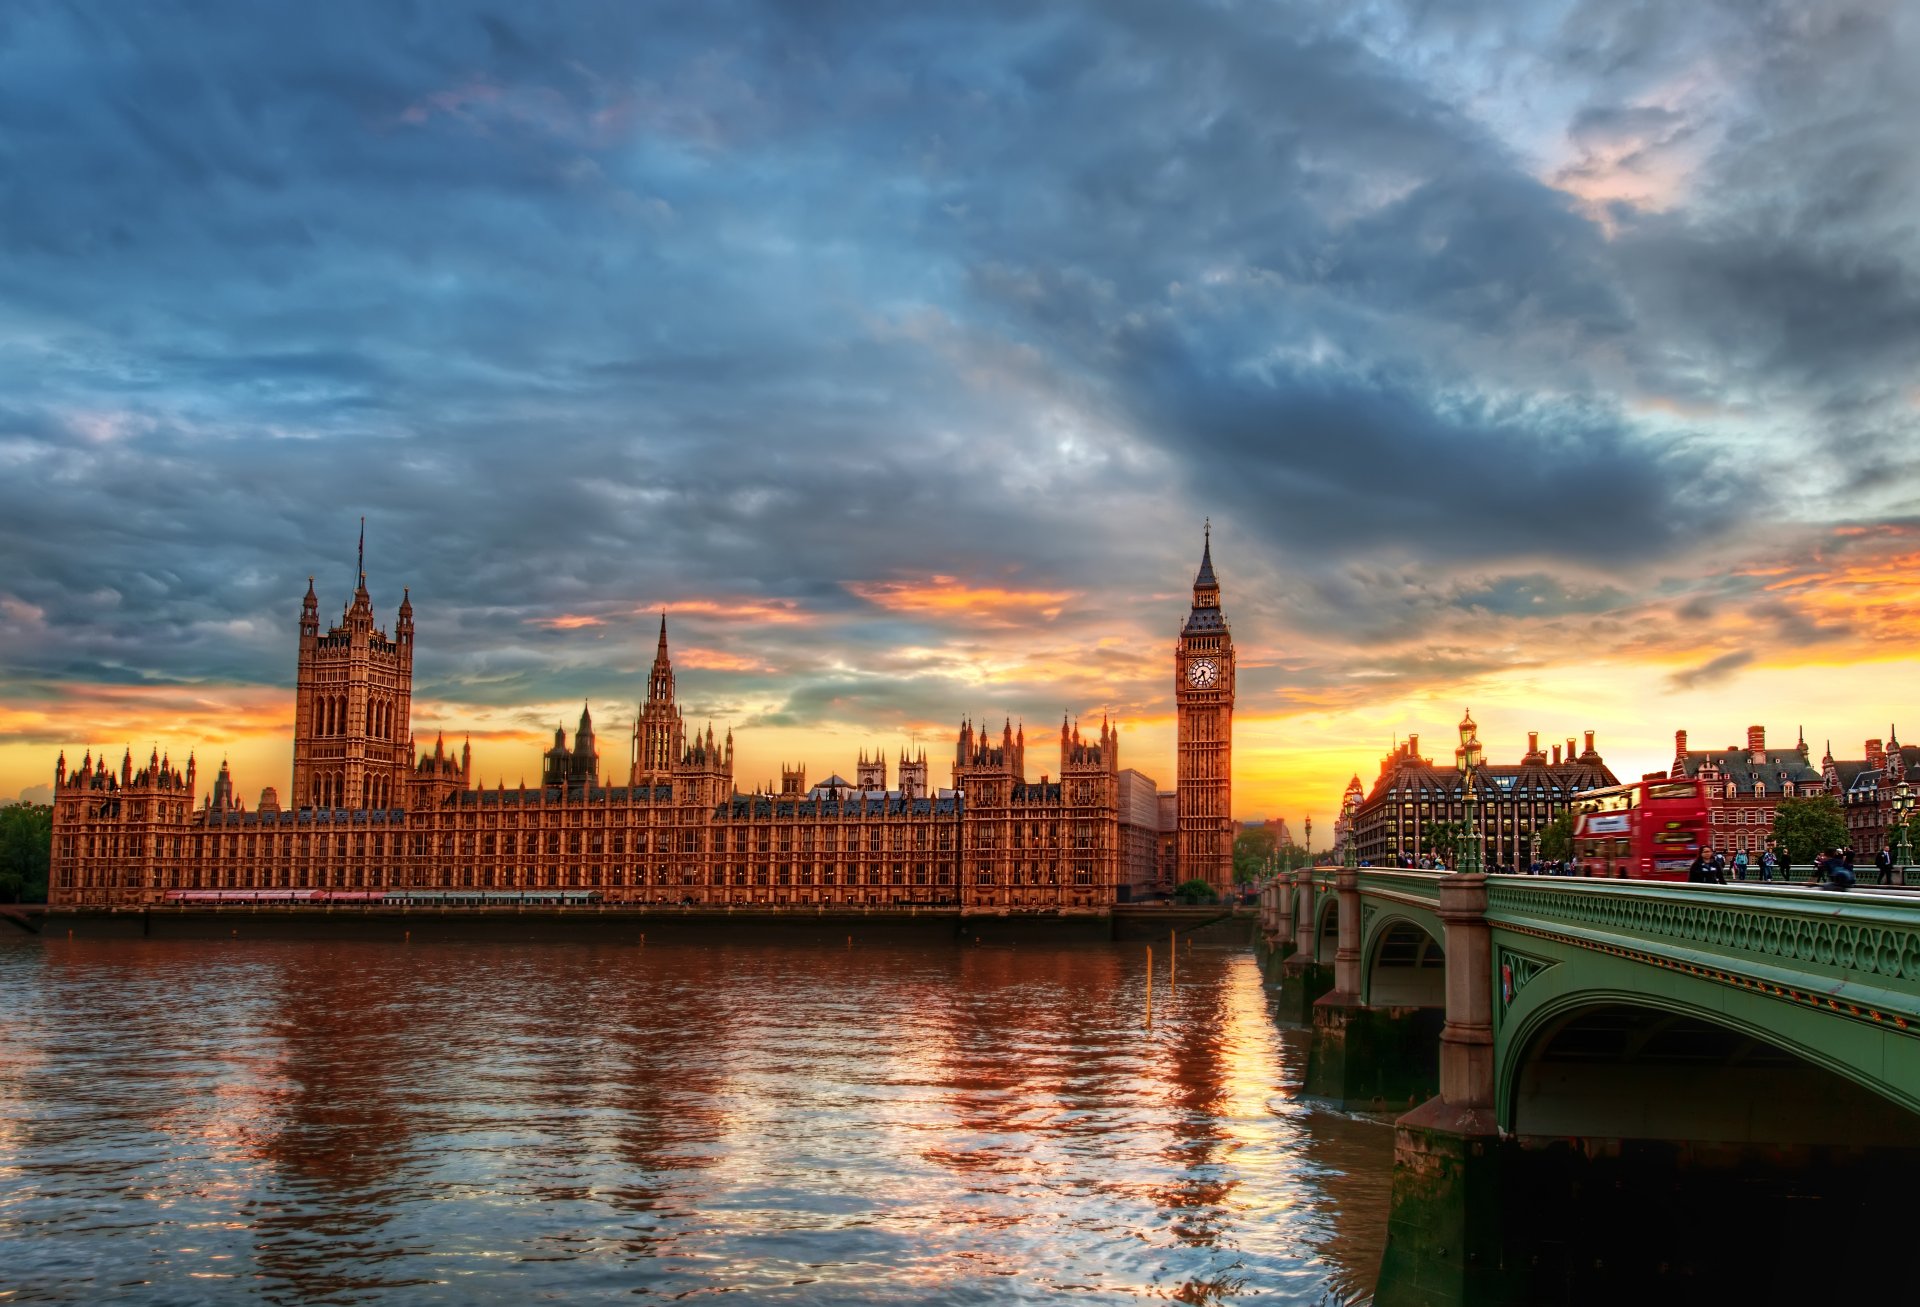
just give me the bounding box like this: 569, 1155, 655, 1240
1257, 867, 1920, 1304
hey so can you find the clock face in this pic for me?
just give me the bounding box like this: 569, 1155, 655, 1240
1187, 657, 1219, 688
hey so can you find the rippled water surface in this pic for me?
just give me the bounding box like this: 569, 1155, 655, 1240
0, 934, 1390, 1303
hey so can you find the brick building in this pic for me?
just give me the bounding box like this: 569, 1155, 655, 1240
1823, 731, 1919, 857
1668, 726, 1824, 858
1347, 714, 1618, 869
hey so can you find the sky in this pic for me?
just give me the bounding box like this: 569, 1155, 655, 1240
3, 0, 1919, 837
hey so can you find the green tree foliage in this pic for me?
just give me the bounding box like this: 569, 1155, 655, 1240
1422, 821, 1465, 864
1771, 796, 1848, 869
0, 802, 52, 903
1538, 811, 1577, 861
1232, 827, 1277, 883
1173, 878, 1218, 904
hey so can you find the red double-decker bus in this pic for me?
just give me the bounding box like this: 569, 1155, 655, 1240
1570, 777, 1710, 880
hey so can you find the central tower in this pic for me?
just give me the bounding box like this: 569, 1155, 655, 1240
1175, 524, 1234, 892
291, 528, 414, 812
633, 614, 684, 780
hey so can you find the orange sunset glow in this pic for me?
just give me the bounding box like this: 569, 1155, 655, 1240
10, 516, 1920, 842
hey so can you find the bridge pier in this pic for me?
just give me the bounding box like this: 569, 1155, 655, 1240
1273, 868, 1331, 1022
1253, 872, 1294, 985
1375, 873, 1520, 1307
1302, 870, 1444, 1110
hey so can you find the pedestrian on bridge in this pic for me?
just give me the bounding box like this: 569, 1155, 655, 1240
1733, 849, 1749, 880
1761, 848, 1777, 882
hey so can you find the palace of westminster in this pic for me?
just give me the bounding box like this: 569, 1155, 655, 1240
47, 534, 1240, 910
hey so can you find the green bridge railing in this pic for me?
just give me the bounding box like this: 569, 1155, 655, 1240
1483, 875, 1920, 1035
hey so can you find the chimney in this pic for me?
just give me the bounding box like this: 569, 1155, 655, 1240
1407, 732, 1419, 759
1552, 744, 1562, 766
1527, 730, 1540, 758
1567, 737, 1577, 762
1747, 725, 1765, 765
1867, 738, 1886, 768
1584, 730, 1596, 757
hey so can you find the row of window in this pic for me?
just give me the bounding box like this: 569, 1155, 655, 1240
64, 862, 1107, 891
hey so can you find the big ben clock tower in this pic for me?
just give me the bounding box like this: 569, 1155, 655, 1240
1176, 523, 1235, 892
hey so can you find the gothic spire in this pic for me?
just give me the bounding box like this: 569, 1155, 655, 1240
1195, 518, 1217, 589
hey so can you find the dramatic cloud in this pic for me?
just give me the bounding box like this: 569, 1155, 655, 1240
3, 0, 1917, 824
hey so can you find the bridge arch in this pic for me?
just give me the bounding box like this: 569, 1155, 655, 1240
1361, 914, 1446, 1008
1313, 895, 1340, 966
1500, 970, 1920, 1142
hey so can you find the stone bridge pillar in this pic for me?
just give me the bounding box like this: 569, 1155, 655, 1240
1274, 869, 1330, 1022
1376, 873, 1513, 1307
1434, 873, 1495, 1117
1332, 868, 1362, 999
1304, 869, 1446, 1111
1290, 868, 1315, 958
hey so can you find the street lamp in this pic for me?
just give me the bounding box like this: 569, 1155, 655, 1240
1892, 780, 1914, 876
1454, 708, 1484, 875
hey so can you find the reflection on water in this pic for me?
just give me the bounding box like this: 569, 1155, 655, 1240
0, 936, 1390, 1303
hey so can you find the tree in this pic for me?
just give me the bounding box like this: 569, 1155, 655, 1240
1422, 821, 1466, 865
1538, 811, 1577, 862
1232, 827, 1277, 883
1173, 878, 1218, 904
0, 802, 52, 904
1771, 796, 1848, 870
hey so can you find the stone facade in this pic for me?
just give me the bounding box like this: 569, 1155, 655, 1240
48, 551, 1181, 912
1348, 720, 1619, 869
1116, 767, 1173, 901
291, 564, 415, 811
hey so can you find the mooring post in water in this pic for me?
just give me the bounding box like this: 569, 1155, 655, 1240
1145, 945, 1153, 1028
1170, 929, 1177, 993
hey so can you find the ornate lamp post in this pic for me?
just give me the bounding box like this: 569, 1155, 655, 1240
1892, 780, 1915, 873
1454, 708, 1484, 875
1304, 816, 1312, 863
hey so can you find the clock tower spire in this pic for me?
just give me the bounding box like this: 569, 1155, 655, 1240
1175, 521, 1235, 893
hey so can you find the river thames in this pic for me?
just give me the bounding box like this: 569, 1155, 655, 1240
0, 934, 1391, 1303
